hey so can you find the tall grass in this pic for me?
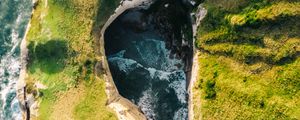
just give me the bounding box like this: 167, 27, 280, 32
194, 0, 300, 119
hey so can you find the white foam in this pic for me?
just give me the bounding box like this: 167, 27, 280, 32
0, 1, 31, 118
0, 53, 21, 119
173, 107, 188, 120
10, 28, 21, 54
147, 68, 171, 81
135, 39, 184, 71
11, 96, 22, 120
108, 38, 188, 119
137, 87, 157, 120
147, 68, 156, 79
108, 50, 143, 75
169, 78, 187, 104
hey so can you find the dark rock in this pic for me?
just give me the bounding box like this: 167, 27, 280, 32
95, 60, 106, 75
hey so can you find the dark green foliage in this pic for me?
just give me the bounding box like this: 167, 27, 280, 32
197, 0, 300, 66
28, 40, 68, 74
204, 79, 216, 99
35, 40, 68, 60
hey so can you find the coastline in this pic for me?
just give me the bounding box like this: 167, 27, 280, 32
188, 4, 207, 120
17, 0, 40, 119
100, 1, 208, 120
98, 0, 153, 119
16, 0, 151, 119
16, 0, 207, 119
16, 4, 33, 120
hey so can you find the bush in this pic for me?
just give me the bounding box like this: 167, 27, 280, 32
204, 79, 216, 99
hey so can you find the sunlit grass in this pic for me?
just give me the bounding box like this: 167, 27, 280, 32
25, 0, 119, 119
194, 53, 300, 119
194, 0, 300, 119
229, 2, 300, 26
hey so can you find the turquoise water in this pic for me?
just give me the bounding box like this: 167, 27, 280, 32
0, 0, 32, 119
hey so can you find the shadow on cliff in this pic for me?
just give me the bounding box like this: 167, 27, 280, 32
27, 40, 69, 74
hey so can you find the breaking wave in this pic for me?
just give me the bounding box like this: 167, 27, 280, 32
108, 39, 188, 120
0, 0, 32, 119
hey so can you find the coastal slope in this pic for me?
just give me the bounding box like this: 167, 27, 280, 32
22, 0, 122, 119
193, 0, 300, 119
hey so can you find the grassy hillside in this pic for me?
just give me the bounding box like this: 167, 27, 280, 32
194, 0, 300, 119
25, 0, 120, 119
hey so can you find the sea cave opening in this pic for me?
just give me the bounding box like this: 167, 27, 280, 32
104, 0, 193, 119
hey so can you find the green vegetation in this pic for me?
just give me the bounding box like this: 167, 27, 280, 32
26, 0, 120, 119
95, 0, 120, 28
195, 54, 300, 119
194, 0, 300, 119
229, 2, 300, 26
74, 77, 117, 120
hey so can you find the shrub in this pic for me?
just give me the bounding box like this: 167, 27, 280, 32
204, 79, 216, 99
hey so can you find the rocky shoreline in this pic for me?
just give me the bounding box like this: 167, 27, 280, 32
188, 4, 207, 120
98, 0, 153, 119
17, 0, 152, 119
17, 0, 207, 119
16, 0, 37, 119
100, 0, 208, 119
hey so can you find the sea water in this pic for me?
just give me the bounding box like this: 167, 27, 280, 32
0, 0, 32, 119
105, 10, 188, 120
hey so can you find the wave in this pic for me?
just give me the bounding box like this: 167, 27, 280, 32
173, 107, 188, 120
137, 87, 158, 120
135, 39, 184, 71
0, 45, 22, 120
108, 38, 188, 120
0, 0, 32, 119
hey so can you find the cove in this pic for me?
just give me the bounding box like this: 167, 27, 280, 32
104, 0, 193, 119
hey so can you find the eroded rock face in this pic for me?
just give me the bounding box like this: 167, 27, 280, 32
148, 0, 193, 52
104, 0, 193, 119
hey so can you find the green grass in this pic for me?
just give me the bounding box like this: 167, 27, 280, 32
228, 2, 300, 26
25, 0, 120, 119
196, 0, 300, 64
194, 0, 300, 119
195, 53, 300, 119
74, 77, 117, 120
